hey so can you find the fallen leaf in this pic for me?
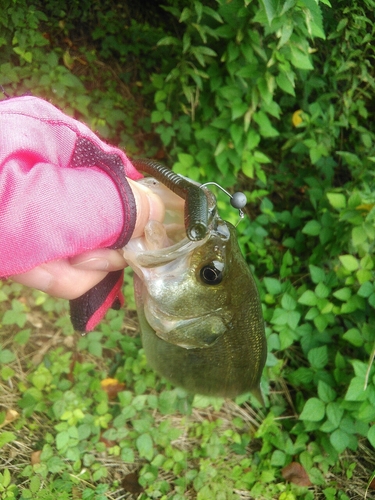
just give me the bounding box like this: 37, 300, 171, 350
0, 409, 19, 429
121, 472, 144, 494
67, 352, 83, 383
282, 462, 312, 487
100, 378, 125, 400
99, 430, 117, 448
31, 450, 42, 465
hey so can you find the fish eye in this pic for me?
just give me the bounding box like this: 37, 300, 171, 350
200, 261, 224, 285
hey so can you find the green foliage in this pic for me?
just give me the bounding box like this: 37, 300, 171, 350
2, 0, 375, 498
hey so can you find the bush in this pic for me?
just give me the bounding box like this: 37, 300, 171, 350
1, 0, 375, 498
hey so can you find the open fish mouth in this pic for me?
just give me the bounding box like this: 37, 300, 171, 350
134, 235, 206, 268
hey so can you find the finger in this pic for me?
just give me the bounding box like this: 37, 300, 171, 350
10, 260, 109, 300
128, 179, 165, 238
70, 248, 128, 271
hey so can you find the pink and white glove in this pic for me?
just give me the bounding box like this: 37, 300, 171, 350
0, 95, 143, 331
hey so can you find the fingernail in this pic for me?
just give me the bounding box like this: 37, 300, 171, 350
71, 258, 110, 271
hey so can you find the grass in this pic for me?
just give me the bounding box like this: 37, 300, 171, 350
1, 279, 375, 499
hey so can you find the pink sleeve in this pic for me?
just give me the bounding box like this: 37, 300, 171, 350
0, 96, 142, 277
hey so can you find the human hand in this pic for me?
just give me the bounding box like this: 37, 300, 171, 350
10, 179, 165, 299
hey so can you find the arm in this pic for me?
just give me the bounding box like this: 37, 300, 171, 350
0, 95, 164, 327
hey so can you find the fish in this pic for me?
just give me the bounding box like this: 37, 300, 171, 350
122, 163, 266, 400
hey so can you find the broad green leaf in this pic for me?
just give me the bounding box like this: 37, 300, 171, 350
326, 402, 344, 428
330, 429, 350, 453
299, 398, 325, 421
289, 45, 314, 70
276, 72, 295, 96
314, 313, 329, 333
357, 281, 373, 298
309, 265, 326, 284
30, 475, 41, 494
298, 290, 317, 306
253, 111, 279, 137
121, 447, 135, 462
318, 381, 336, 403
136, 433, 154, 461
302, 220, 321, 236
308, 346, 328, 370
326, 192, 346, 209
352, 226, 367, 247
281, 293, 297, 311
343, 328, 363, 347
0, 431, 16, 448
2, 309, 27, 328
259, 0, 280, 25
56, 431, 69, 450
0, 349, 16, 364
333, 287, 351, 301
315, 282, 330, 299
263, 277, 282, 295
344, 377, 367, 401
339, 254, 359, 272
253, 151, 272, 163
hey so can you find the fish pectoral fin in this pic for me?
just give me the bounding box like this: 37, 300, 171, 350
156, 315, 227, 349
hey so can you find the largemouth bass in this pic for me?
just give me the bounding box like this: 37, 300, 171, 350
123, 162, 266, 399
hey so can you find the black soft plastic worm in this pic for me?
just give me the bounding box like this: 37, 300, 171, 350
132, 159, 208, 241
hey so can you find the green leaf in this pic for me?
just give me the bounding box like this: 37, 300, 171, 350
357, 281, 373, 298
318, 381, 336, 403
367, 425, 375, 448
326, 402, 344, 428
289, 44, 314, 70
299, 398, 325, 422
263, 277, 282, 295
308, 346, 328, 370
253, 111, 279, 138
121, 447, 135, 462
330, 429, 350, 453
0, 431, 16, 447
136, 433, 154, 461
14, 329, 31, 345
345, 377, 367, 401
281, 293, 296, 311
315, 282, 330, 299
157, 36, 179, 46
339, 254, 359, 272
302, 220, 321, 236
30, 475, 41, 494
343, 328, 363, 347
179, 7, 191, 22
0, 349, 16, 364
56, 431, 69, 450
259, 0, 280, 25
276, 72, 295, 96
352, 226, 367, 247
333, 287, 351, 301
309, 265, 326, 284
326, 192, 346, 209
298, 290, 317, 306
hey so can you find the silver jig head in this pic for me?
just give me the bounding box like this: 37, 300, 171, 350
200, 181, 247, 224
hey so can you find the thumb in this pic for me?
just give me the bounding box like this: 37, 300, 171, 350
128, 179, 165, 239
